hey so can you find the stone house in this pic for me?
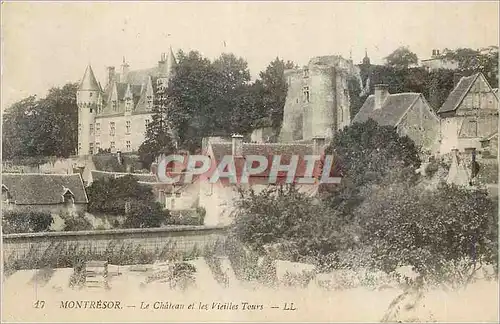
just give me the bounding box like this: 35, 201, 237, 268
2, 173, 88, 215
420, 49, 459, 71
438, 72, 499, 154
353, 84, 441, 153
199, 135, 332, 226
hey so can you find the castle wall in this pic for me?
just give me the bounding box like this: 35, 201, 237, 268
280, 69, 306, 142
94, 113, 152, 153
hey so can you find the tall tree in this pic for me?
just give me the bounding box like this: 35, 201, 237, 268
138, 86, 176, 169
258, 57, 295, 131
2, 83, 78, 160
385, 46, 419, 69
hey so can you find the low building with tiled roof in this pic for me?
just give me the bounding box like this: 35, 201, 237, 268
77, 49, 177, 156
438, 72, 498, 154
353, 84, 440, 153
197, 135, 338, 226
2, 173, 88, 215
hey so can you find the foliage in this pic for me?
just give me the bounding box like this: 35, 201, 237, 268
384, 46, 418, 69
138, 85, 176, 170
60, 211, 93, 232
122, 201, 169, 229
325, 119, 421, 190
356, 182, 498, 283
2, 83, 78, 159
3, 239, 204, 275
2, 210, 54, 234
443, 47, 499, 87
86, 175, 170, 228
232, 185, 356, 260
258, 57, 295, 131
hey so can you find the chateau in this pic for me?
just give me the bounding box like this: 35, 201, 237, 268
77, 49, 177, 156
279, 55, 363, 142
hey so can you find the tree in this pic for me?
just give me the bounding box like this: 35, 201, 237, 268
138, 86, 176, 169
2, 83, 79, 160
385, 46, 418, 69
258, 57, 295, 131
443, 47, 499, 87
122, 201, 169, 229
356, 182, 498, 284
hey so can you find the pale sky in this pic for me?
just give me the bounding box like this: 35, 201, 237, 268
1, 1, 499, 109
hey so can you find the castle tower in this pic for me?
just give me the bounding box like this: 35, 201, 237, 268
77, 64, 100, 156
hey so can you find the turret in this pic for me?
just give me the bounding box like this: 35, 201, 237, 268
77, 64, 100, 156
157, 47, 177, 92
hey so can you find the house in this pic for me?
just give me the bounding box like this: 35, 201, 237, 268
352, 84, 441, 153
437, 72, 499, 154
2, 173, 88, 215
199, 135, 334, 226
421, 49, 459, 71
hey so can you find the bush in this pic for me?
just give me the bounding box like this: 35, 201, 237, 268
123, 201, 169, 228
2, 210, 54, 234
356, 182, 498, 285
60, 211, 93, 231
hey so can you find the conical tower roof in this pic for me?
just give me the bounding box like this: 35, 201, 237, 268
79, 65, 100, 91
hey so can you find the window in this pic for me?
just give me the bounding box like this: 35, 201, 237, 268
147, 96, 153, 109
145, 119, 150, 128
89, 142, 94, 154
63, 191, 74, 206
110, 141, 115, 150
303, 68, 309, 78
112, 100, 117, 111
90, 124, 94, 135
175, 192, 181, 198
89, 92, 93, 98
303, 86, 310, 103
469, 120, 478, 137
344, 89, 349, 98
96, 142, 101, 151
78, 142, 82, 152
126, 141, 131, 151
125, 100, 132, 112
96, 123, 101, 135
110, 122, 115, 136
78, 123, 82, 133
126, 121, 131, 134
90, 108, 93, 113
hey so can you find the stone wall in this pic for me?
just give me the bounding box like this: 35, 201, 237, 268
3, 225, 228, 262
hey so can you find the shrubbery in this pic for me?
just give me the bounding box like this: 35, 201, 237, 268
2, 210, 54, 234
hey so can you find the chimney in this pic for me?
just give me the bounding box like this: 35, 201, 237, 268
453, 73, 463, 88
374, 84, 389, 110
312, 137, 326, 156
121, 57, 130, 83
231, 134, 244, 157
150, 162, 158, 175
432, 49, 436, 57
107, 66, 115, 85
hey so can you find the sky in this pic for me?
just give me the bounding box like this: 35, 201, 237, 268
1, 1, 499, 109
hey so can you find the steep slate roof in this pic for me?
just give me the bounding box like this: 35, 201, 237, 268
437, 73, 479, 114
352, 93, 420, 126
79, 65, 100, 91
2, 173, 88, 205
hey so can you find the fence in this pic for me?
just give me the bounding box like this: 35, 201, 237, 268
3, 225, 228, 263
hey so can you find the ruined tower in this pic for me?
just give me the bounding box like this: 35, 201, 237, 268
279, 55, 361, 143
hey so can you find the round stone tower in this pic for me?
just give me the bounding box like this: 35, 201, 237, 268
77, 65, 100, 156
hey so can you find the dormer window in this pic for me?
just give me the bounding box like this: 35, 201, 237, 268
303, 68, 309, 78
62, 189, 75, 206
2, 185, 11, 203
